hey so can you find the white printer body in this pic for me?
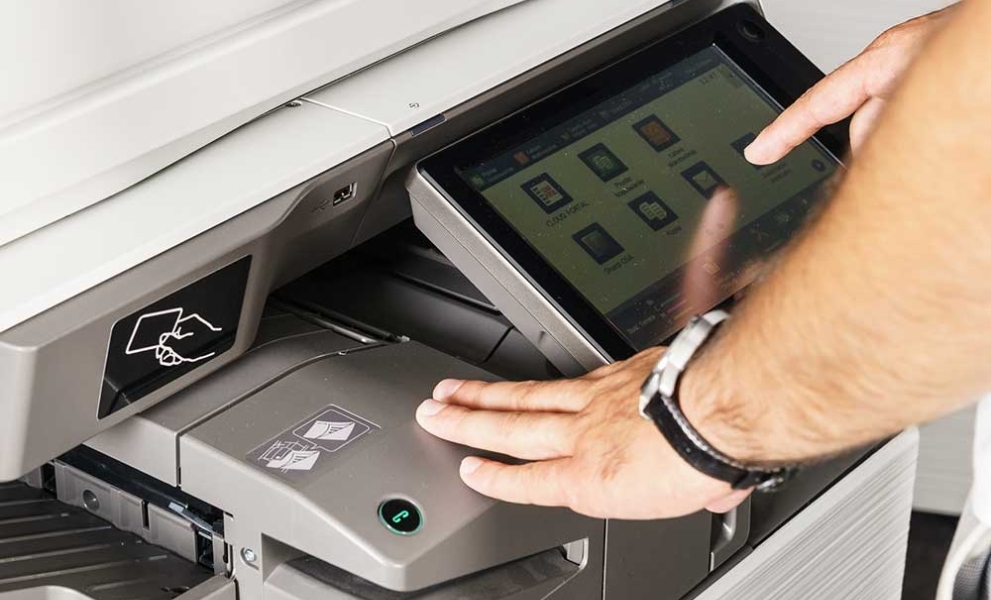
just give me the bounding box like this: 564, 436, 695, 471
0, 2, 918, 600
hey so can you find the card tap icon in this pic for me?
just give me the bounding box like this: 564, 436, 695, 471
125, 307, 222, 368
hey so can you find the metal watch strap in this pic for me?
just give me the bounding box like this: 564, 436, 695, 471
639, 310, 798, 492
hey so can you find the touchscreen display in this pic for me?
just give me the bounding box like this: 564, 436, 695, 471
457, 46, 839, 350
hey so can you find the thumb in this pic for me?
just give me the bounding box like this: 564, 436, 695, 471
849, 96, 887, 155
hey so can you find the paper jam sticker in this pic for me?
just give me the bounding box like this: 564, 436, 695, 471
246, 405, 379, 479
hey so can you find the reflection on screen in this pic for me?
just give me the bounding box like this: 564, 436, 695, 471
459, 46, 839, 350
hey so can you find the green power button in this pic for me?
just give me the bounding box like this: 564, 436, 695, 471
378, 499, 423, 535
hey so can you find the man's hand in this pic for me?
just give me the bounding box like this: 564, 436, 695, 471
415, 348, 751, 520
745, 6, 955, 165
416, 167, 746, 520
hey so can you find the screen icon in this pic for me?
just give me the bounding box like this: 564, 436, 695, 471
578, 143, 629, 182
628, 192, 678, 231
731, 133, 763, 169
634, 115, 681, 152
521, 173, 574, 214
681, 161, 727, 199
573, 223, 625, 265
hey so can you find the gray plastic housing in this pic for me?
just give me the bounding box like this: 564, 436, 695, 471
0, 102, 394, 481
3, 295, 916, 600
408, 171, 605, 376
274, 226, 561, 382
88, 308, 369, 487
267, 550, 582, 600
89, 311, 716, 599
178, 341, 605, 595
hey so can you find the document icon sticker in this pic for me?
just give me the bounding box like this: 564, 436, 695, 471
259, 442, 321, 472
246, 405, 379, 481
293, 408, 371, 452
302, 421, 356, 442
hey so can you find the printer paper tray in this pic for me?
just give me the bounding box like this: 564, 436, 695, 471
0, 483, 211, 600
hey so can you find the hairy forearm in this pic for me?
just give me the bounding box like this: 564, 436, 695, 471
682, 0, 991, 464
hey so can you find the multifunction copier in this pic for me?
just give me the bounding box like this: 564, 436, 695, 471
0, 1, 918, 599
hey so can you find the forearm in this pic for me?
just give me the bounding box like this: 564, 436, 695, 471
682, 0, 991, 464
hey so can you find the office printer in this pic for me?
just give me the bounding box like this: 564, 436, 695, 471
0, 1, 918, 599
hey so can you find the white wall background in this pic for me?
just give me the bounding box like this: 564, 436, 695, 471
761, 0, 968, 516
762, 0, 955, 71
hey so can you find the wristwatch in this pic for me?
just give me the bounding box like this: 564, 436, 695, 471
639, 310, 799, 492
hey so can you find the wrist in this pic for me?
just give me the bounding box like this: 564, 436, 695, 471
679, 346, 776, 465
679, 332, 842, 467
640, 311, 802, 492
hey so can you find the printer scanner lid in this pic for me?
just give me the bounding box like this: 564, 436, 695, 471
0, 0, 527, 249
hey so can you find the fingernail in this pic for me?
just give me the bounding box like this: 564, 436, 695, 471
461, 456, 483, 476
417, 399, 448, 418
433, 379, 464, 401
744, 138, 777, 166
743, 142, 764, 164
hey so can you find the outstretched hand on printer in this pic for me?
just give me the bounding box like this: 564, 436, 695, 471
421, 0, 991, 520
417, 187, 754, 520
417, 348, 752, 519
744, 5, 955, 165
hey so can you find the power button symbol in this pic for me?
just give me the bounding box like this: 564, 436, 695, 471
378, 499, 423, 535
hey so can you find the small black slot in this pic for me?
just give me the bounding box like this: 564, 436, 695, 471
409, 113, 447, 136
332, 183, 356, 206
